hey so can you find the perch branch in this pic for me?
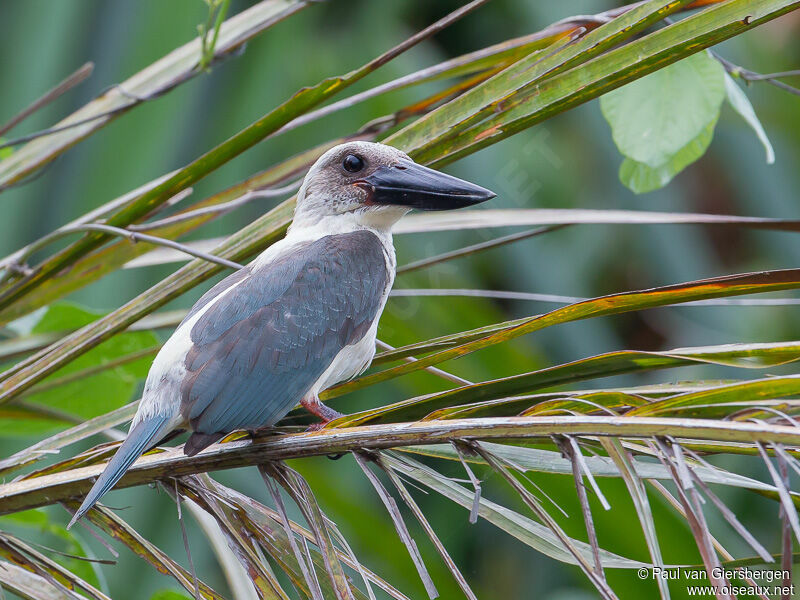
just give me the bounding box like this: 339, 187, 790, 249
4, 416, 800, 515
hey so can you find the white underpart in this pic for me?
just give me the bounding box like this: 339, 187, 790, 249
132, 208, 398, 434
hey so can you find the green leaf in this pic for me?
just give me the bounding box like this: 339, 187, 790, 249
63, 503, 226, 599
600, 51, 725, 167
181, 474, 388, 600
388, 0, 699, 156
0, 1, 484, 321
0, 509, 49, 529
0, 32, 566, 322
394, 207, 800, 234
619, 118, 716, 193
724, 72, 776, 164
30, 302, 156, 378
628, 374, 800, 417
0, 401, 135, 477
333, 340, 800, 426
0, 302, 157, 435
409, 0, 796, 168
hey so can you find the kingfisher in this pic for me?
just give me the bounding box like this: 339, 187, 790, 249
68, 141, 494, 527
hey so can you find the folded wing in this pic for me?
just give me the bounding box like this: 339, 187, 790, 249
179, 230, 389, 440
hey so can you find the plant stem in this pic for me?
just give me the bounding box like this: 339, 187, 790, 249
4, 415, 800, 515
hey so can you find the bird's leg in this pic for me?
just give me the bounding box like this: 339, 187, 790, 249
301, 393, 344, 430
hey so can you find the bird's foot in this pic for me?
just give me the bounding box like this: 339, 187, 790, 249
301, 394, 344, 431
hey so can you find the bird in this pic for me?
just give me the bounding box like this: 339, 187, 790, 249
68, 141, 494, 528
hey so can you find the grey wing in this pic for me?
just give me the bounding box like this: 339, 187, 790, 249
179, 230, 389, 435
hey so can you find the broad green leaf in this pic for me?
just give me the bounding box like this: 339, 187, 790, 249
600, 51, 725, 167
0, 402, 134, 477
0, 509, 49, 529
0, 140, 12, 161
0, 404, 73, 431
724, 72, 776, 163
0, 310, 178, 365
619, 119, 716, 193
0, 303, 156, 436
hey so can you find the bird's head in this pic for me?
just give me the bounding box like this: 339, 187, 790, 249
291, 141, 495, 230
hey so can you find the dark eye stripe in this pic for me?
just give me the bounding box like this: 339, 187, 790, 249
343, 154, 365, 173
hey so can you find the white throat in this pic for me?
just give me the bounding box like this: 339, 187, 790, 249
253, 210, 400, 273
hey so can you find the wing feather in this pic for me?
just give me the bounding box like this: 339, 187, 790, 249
179, 230, 389, 435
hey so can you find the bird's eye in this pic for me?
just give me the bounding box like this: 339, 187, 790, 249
342, 154, 365, 173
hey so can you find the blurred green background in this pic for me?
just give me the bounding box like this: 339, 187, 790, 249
1, 1, 799, 598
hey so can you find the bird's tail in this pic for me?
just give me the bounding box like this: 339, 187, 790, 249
67, 415, 169, 529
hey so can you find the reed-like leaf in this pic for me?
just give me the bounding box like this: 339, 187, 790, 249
600, 438, 670, 599
0, 0, 310, 189
328, 269, 800, 409
0, 0, 486, 317
185, 478, 292, 600
383, 452, 644, 569
387, 0, 698, 156
0, 560, 72, 600
374, 454, 477, 600
60, 504, 225, 600
394, 208, 800, 234
0, 533, 108, 600
182, 474, 394, 600
629, 375, 800, 417
412, 0, 800, 166
123, 207, 800, 270
401, 441, 778, 493
332, 341, 800, 425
